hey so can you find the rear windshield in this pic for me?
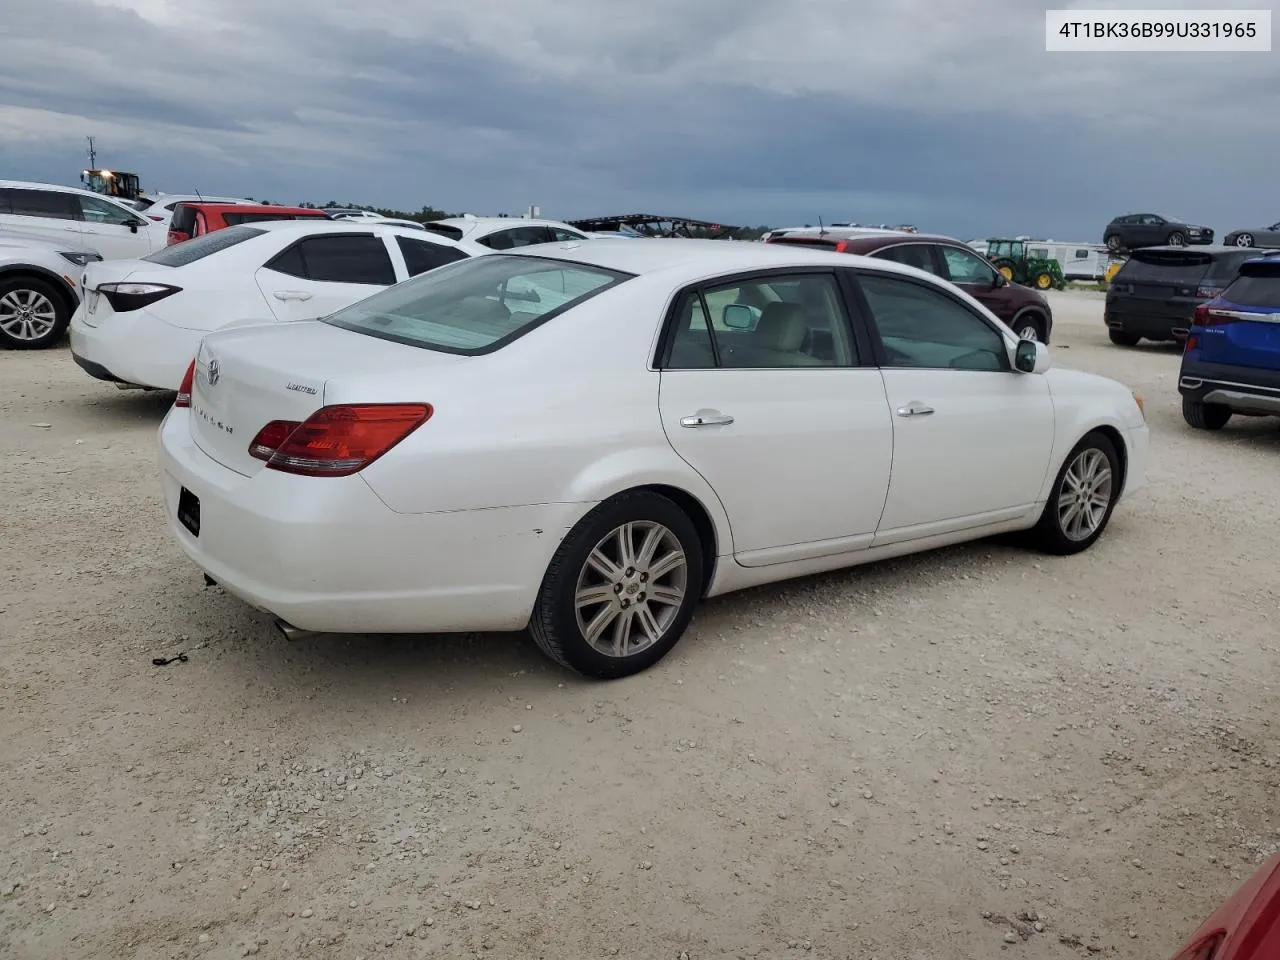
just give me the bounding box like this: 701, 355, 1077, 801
420, 222, 465, 241
767, 236, 839, 249
1119, 249, 1255, 284
222, 211, 329, 226
1224, 261, 1280, 307
324, 254, 632, 355
143, 226, 266, 266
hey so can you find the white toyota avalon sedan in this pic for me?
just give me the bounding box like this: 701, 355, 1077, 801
158, 239, 1149, 679
70, 220, 485, 391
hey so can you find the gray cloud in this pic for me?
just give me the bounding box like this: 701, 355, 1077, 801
1, 0, 1277, 237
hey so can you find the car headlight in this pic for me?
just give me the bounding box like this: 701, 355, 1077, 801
60, 251, 103, 266
1132, 391, 1145, 420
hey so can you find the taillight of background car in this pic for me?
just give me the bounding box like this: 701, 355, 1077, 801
175, 359, 196, 408
253, 404, 433, 477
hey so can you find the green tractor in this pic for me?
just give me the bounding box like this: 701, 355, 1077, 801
983, 239, 1065, 291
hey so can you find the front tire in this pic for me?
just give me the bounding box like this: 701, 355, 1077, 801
0, 276, 70, 349
1033, 432, 1122, 556
1034, 271, 1053, 290
1015, 314, 1047, 343
1108, 329, 1140, 346
1235, 233, 1255, 247
1167, 231, 1186, 247
529, 491, 704, 679
1182, 396, 1231, 430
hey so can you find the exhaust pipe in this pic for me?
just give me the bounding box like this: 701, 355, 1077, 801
274, 619, 318, 642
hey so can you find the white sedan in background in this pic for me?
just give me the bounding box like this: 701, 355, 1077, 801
70, 220, 486, 391
157, 239, 1149, 679
419, 215, 589, 249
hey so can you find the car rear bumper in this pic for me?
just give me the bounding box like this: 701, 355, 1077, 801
1104, 303, 1196, 340
69, 304, 201, 391
157, 408, 585, 635
1179, 358, 1280, 415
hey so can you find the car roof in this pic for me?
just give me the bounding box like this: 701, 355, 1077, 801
1130, 244, 1257, 255
177, 202, 325, 215
434, 216, 581, 232
500, 237, 934, 282
247, 219, 460, 241
0, 179, 136, 203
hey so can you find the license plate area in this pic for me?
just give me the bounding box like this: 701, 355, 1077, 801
177, 486, 201, 537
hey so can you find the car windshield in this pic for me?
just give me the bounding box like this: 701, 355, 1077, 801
324, 254, 632, 354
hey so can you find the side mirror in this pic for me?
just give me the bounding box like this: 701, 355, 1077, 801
992, 272, 1007, 288
722, 303, 758, 329
128, 220, 142, 233
1013, 338, 1050, 374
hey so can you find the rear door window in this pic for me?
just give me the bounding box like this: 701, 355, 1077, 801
7, 188, 81, 221
396, 236, 469, 276
1205, 251, 1261, 284
171, 205, 198, 236
874, 243, 940, 275
265, 234, 396, 284
479, 226, 553, 250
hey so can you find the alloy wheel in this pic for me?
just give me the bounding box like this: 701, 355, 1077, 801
1057, 448, 1113, 541
0, 289, 58, 342
573, 521, 688, 658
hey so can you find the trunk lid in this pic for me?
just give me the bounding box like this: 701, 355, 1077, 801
77, 259, 154, 328
1195, 261, 1280, 370
189, 320, 464, 477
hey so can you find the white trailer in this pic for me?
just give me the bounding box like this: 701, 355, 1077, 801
1021, 241, 1115, 281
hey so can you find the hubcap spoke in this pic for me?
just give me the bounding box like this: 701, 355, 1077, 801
583, 604, 621, 645
647, 549, 685, 582
611, 608, 636, 656
646, 585, 684, 608
585, 547, 622, 582
574, 583, 616, 609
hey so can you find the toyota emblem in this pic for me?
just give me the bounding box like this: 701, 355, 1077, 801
206, 358, 220, 387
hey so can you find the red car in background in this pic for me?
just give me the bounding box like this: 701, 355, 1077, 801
167, 202, 332, 245
1169, 854, 1280, 958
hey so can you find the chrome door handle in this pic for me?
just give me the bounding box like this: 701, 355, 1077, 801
680, 412, 734, 427
895, 402, 934, 417
273, 290, 314, 301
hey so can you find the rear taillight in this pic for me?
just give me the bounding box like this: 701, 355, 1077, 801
1195, 303, 1241, 328
148, 215, 164, 222
98, 282, 182, 312
1197, 284, 1224, 299
248, 420, 303, 461
263, 404, 432, 477
834, 240, 850, 253
175, 359, 196, 408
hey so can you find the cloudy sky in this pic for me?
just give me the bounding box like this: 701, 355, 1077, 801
2, 0, 1276, 238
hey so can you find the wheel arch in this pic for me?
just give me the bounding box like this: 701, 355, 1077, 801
1010, 304, 1050, 341
631, 484, 720, 596
0, 265, 79, 314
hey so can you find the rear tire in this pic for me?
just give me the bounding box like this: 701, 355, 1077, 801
0, 276, 70, 350
1182, 396, 1231, 430
1108, 329, 1140, 346
1033, 431, 1122, 556
1034, 272, 1053, 290
1105, 234, 1123, 253
528, 490, 704, 679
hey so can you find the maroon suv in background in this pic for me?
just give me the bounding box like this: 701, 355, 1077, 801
765, 231, 1054, 343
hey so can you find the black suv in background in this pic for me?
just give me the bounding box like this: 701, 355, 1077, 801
1104, 245, 1262, 346
1103, 213, 1213, 253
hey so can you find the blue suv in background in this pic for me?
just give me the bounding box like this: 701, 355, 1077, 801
1179, 254, 1280, 430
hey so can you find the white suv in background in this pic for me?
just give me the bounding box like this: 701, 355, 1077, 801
0, 180, 161, 260
0, 234, 100, 349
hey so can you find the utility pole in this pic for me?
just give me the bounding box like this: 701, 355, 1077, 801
86, 136, 97, 168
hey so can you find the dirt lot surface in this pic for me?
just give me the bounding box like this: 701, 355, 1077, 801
2, 291, 1279, 960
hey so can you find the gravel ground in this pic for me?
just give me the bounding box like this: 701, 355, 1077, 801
2, 290, 1279, 960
